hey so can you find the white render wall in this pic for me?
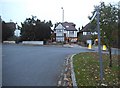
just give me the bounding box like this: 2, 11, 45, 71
55, 28, 65, 42
56, 32, 63, 36
56, 37, 64, 42
3, 41, 16, 44
22, 41, 43, 45
66, 31, 77, 38
55, 30, 77, 42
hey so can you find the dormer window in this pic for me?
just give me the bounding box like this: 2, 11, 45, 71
66, 26, 69, 28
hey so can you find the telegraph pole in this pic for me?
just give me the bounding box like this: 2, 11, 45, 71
0, 16, 2, 42
61, 7, 64, 23
61, 7, 64, 45
96, 6, 104, 82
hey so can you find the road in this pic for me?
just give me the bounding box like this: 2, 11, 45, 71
2, 44, 89, 86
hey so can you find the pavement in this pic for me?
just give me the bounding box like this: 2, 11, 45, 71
63, 44, 86, 48
63, 44, 120, 55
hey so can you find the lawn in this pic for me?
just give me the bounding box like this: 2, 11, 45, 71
73, 52, 119, 87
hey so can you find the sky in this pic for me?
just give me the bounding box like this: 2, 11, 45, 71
0, 0, 119, 29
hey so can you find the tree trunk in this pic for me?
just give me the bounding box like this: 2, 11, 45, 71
109, 47, 112, 67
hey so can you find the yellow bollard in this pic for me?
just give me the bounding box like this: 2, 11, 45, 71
102, 45, 107, 50
88, 44, 92, 49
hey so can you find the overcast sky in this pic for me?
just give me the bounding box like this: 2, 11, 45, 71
0, 0, 119, 29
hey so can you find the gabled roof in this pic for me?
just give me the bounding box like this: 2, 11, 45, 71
81, 23, 97, 32
54, 22, 77, 31
55, 23, 65, 30
62, 22, 77, 31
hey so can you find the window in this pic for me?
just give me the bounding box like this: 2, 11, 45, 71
56, 37, 64, 42
66, 26, 69, 28
87, 32, 91, 35
83, 32, 92, 35
69, 31, 74, 34
57, 29, 63, 32
83, 32, 87, 35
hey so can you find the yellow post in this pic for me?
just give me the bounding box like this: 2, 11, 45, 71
88, 44, 92, 49
102, 45, 107, 51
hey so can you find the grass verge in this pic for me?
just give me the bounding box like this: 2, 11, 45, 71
73, 52, 119, 87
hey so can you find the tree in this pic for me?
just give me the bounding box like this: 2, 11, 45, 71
89, 2, 118, 67
20, 16, 52, 41
118, 1, 120, 49
100, 2, 118, 67
46, 20, 53, 27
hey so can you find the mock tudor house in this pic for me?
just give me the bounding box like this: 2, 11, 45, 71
54, 22, 78, 43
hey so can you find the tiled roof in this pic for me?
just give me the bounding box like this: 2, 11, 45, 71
62, 22, 77, 31
81, 23, 97, 32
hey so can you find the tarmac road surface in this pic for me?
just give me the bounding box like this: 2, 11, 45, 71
2, 44, 88, 86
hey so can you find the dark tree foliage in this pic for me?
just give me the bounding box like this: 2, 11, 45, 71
100, 2, 118, 67
118, 2, 120, 49
2, 21, 15, 41
20, 16, 52, 41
